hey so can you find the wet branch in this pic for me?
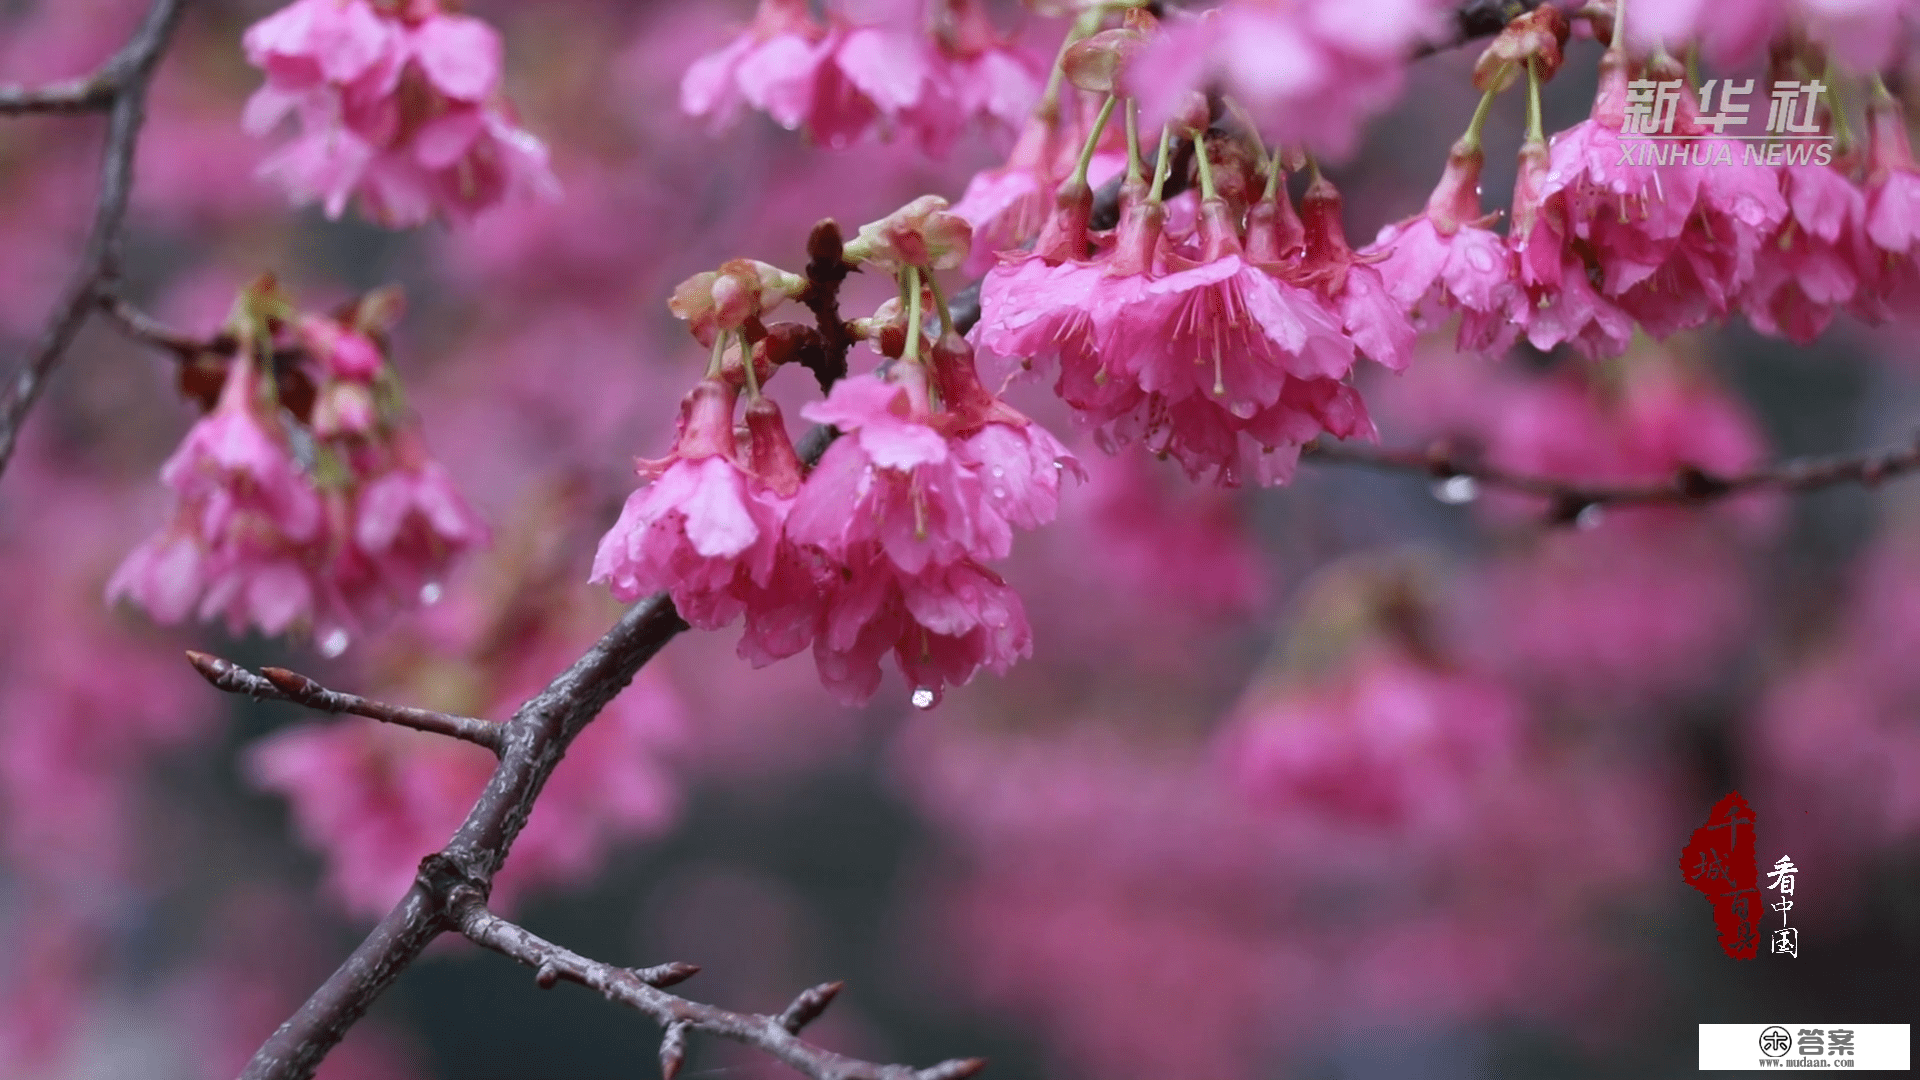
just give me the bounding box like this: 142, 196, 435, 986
0, 0, 188, 480
1304, 431, 1920, 519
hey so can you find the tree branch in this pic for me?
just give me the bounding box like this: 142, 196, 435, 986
450, 891, 983, 1080
185, 651, 504, 753
1415, 0, 1545, 57
0, 0, 188, 481
1303, 431, 1920, 517
0, 76, 119, 115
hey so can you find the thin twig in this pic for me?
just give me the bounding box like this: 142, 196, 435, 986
452, 892, 983, 1080
1303, 431, 1920, 516
0, 0, 188, 481
0, 76, 118, 115
99, 292, 223, 357
186, 652, 505, 753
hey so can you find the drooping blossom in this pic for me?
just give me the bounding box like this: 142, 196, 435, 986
1127, 0, 1456, 160
108, 340, 331, 639
1518, 49, 1786, 353
1625, 0, 1914, 71
109, 285, 486, 652
590, 378, 788, 629
1224, 647, 1522, 838
242, 0, 559, 227
1852, 86, 1920, 320
1743, 163, 1870, 343
680, 0, 1040, 153
786, 365, 1034, 704
1364, 124, 1522, 353
974, 149, 1381, 488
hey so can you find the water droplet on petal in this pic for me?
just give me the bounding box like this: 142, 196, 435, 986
420, 582, 444, 605
319, 629, 350, 658
911, 687, 936, 709
1575, 503, 1606, 530
1230, 401, 1257, 419
990, 466, 1005, 477
992, 487, 1006, 499
1431, 475, 1480, 505
1464, 246, 1496, 272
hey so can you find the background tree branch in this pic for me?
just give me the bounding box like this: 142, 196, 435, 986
1304, 432, 1920, 520
0, 0, 187, 480
450, 890, 985, 1080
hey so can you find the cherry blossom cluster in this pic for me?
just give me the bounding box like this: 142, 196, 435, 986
241, 0, 558, 227
592, 202, 1078, 706
109, 278, 485, 655
681, 0, 1042, 153
971, 12, 1410, 487
1369, 4, 1920, 356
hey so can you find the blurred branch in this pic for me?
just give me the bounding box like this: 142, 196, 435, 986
186, 652, 505, 753
0, 0, 188, 481
451, 891, 983, 1080
99, 292, 224, 358
1304, 431, 1920, 519
1415, 0, 1545, 58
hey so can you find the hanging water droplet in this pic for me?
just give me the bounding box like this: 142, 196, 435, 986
1575, 503, 1606, 530
1431, 475, 1480, 505
910, 687, 936, 709
419, 581, 444, 605
319, 628, 350, 658
1230, 401, 1257, 419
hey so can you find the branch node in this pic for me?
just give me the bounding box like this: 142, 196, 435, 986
917, 1057, 989, 1080
777, 980, 845, 1034
534, 964, 560, 989
634, 961, 701, 989
1674, 464, 1731, 500
1546, 493, 1595, 527
659, 1022, 689, 1080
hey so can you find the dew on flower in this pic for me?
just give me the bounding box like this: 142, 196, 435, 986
910, 687, 936, 709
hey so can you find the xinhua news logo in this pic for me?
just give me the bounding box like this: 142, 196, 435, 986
1700, 1024, 1913, 1070
1617, 77, 1836, 167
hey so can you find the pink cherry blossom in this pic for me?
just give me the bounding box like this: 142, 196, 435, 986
108, 348, 330, 639
243, 0, 558, 227
591, 379, 786, 629
1854, 89, 1920, 320
1129, 0, 1455, 160
1222, 647, 1522, 837
1364, 140, 1521, 353
680, 0, 1039, 153
789, 366, 1009, 574
1744, 164, 1870, 343
1626, 0, 1912, 72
